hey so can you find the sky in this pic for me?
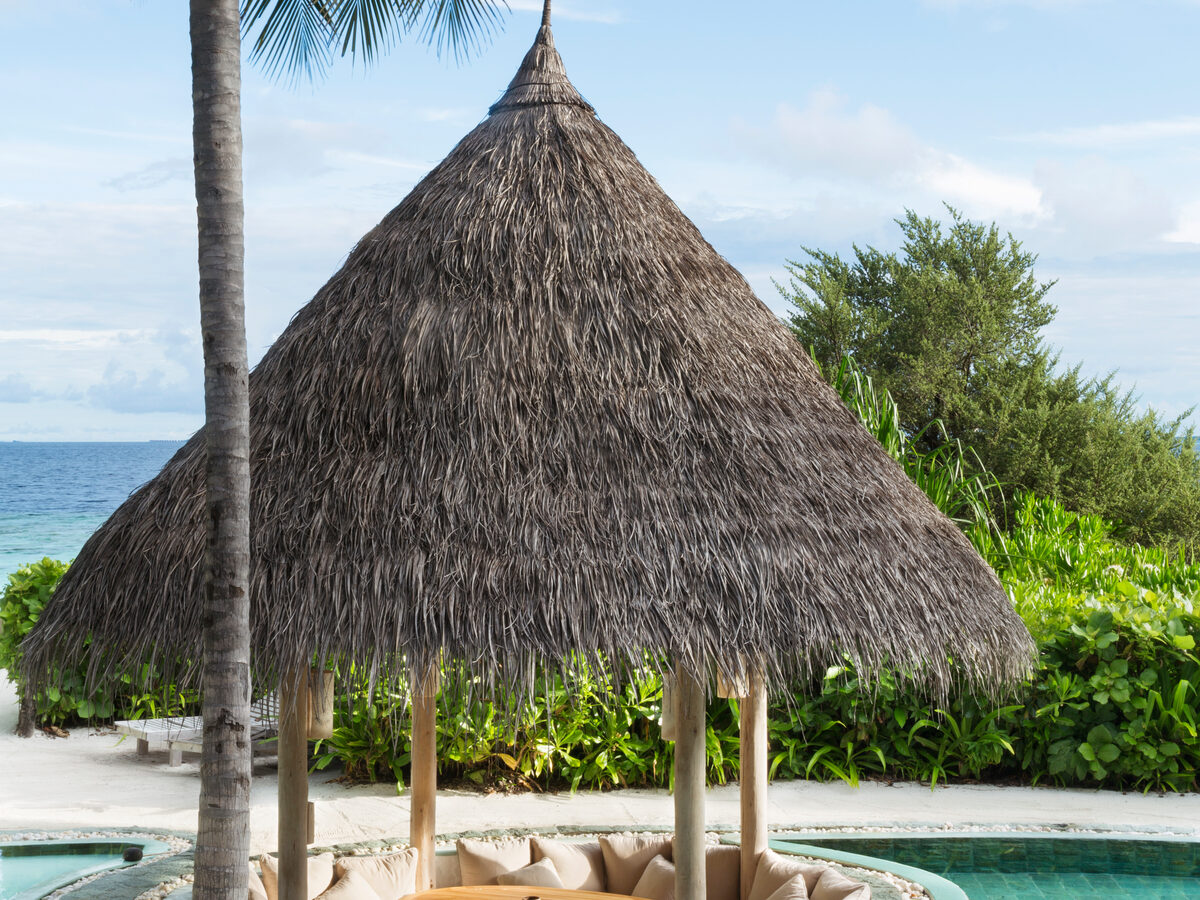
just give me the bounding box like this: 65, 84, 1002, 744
2, 0, 1198, 441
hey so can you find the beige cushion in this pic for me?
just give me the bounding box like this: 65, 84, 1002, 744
600, 835, 674, 895
496, 858, 566, 888
809, 868, 870, 900
703, 845, 740, 900
260, 852, 336, 900
315, 870, 384, 900
763, 872, 810, 900
249, 862, 269, 900
631, 854, 675, 900
456, 837, 533, 885
531, 838, 606, 892
748, 851, 825, 900
334, 849, 419, 900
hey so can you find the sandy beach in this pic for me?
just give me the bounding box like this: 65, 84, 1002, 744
3, 673, 1198, 853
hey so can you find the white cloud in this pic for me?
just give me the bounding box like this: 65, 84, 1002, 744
0, 328, 146, 348
917, 153, 1044, 218
86, 362, 202, 414
1166, 199, 1200, 244
0, 374, 37, 403
759, 90, 922, 180
0, 325, 203, 426
736, 91, 1044, 220
1011, 116, 1200, 147
1033, 156, 1175, 252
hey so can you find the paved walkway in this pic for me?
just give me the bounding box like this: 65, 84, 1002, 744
3, 675, 1198, 854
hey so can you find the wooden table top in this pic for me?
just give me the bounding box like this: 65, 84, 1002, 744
411, 886, 650, 900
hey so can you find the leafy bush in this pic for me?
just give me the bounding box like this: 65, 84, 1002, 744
992, 495, 1199, 791
0, 558, 109, 722
310, 453, 1199, 793
307, 370, 1198, 793
8, 457, 1196, 792
314, 662, 741, 791
1, 558, 197, 726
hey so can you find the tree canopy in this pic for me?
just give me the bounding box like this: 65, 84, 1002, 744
781, 207, 1200, 553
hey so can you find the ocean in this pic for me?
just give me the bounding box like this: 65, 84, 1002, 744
0, 442, 187, 579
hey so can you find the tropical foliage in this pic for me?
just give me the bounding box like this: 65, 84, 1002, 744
781, 207, 1200, 553
3, 526, 1197, 792
4, 360, 1197, 792
0, 558, 196, 723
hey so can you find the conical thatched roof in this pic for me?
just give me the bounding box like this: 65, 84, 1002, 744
24, 23, 1033, 697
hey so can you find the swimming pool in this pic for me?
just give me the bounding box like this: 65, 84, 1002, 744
0, 838, 169, 900
775, 833, 1200, 899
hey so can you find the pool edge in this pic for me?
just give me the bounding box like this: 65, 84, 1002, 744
1, 834, 179, 900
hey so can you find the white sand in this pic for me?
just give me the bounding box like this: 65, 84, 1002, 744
3, 672, 1197, 853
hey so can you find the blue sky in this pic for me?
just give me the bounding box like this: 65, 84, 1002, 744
2, 0, 1198, 440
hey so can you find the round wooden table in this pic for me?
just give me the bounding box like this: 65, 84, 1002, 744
410, 886, 651, 900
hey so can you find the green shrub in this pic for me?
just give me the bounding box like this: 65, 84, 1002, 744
313, 662, 741, 791
0, 558, 107, 722
1, 558, 198, 726
308, 486, 1198, 794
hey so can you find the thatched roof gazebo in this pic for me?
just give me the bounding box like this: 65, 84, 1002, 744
23, 4, 1033, 899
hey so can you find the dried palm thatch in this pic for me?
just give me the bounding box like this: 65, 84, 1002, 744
22, 22, 1033, 700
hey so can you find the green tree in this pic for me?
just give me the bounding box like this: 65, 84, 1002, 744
982, 365, 1200, 548
782, 207, 1200, 552
188, 3, 507, 897
782, 205, 1057, 449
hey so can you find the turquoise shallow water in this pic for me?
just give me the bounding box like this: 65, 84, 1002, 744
0, 850, 123, 898
0, 441, 185, 578
0, 840, 147, 900
951, 871, 1200, 898
780, 834, 1200, 900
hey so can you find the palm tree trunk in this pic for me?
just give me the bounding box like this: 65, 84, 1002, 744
190, 1, 252, 897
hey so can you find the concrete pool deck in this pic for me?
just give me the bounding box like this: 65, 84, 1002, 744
3, 674, 1198, 854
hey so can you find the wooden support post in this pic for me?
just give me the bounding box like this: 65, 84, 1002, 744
674, 663, 706, 900
278, 669, 309, 900
137, 738, 149, 757
739, 671, 768, 900
661, 674, 677, 742
410, 665, 439, 892
306, 668, 335, 740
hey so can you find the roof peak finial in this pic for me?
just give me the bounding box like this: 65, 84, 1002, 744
542, 0, 551, 27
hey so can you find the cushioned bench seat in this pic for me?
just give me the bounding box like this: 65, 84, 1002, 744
252, 836, 871, 900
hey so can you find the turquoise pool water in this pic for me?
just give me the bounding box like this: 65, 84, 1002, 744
0, 839, 168, 900
778, 833, 1200, 899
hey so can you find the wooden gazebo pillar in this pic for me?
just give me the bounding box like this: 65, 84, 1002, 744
739, 672, 768, 900
410, 665, 439, 892
278, 669, 310, 900
674, 664, 707, 900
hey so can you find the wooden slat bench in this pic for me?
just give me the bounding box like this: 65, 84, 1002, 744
114, 694, 280, 766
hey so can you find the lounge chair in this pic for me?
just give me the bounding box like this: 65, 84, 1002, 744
114, 694, 279, 766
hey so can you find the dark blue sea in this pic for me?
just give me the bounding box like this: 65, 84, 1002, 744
0, 442, 187, 578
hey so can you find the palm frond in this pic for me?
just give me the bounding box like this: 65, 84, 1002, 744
240, 0, 336, 82
241, 0, 508, 81
417, 0, 507, 60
